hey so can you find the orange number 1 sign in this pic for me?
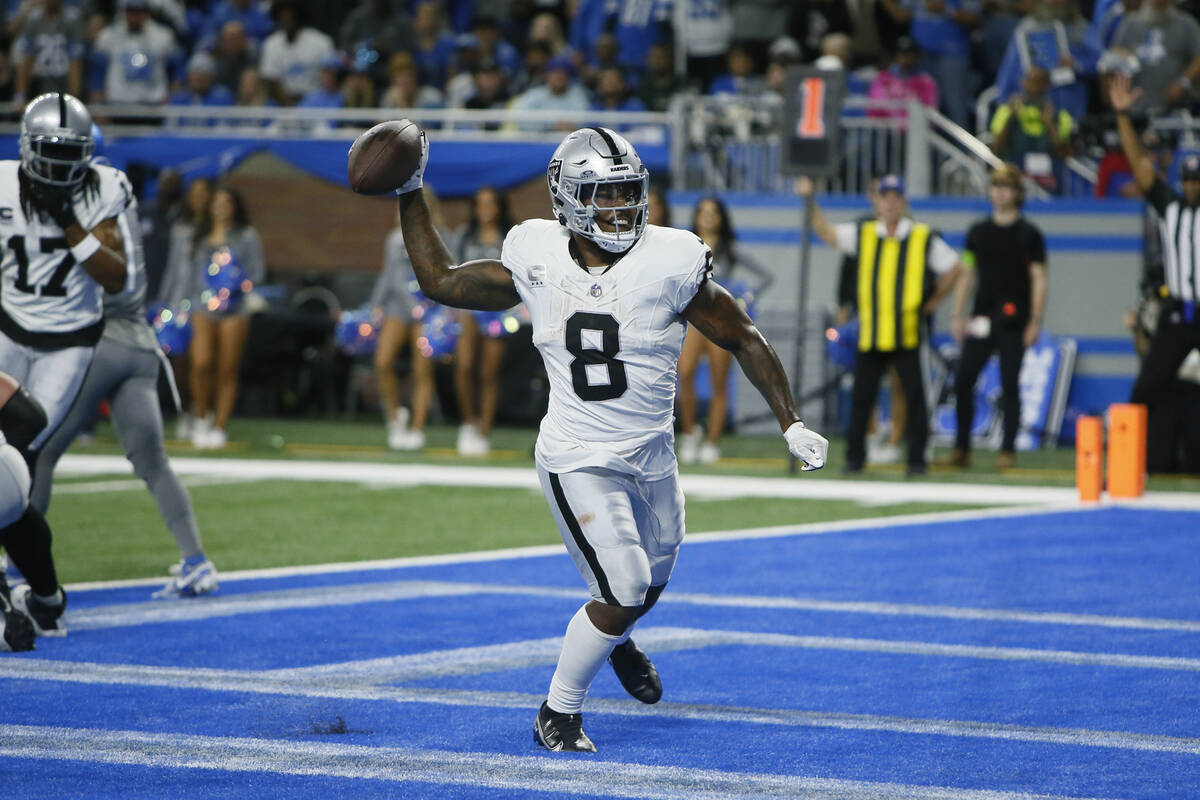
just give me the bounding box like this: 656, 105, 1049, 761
796, 77, 826, 139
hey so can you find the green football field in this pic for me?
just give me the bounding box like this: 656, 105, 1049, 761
41, 418, 1200, 585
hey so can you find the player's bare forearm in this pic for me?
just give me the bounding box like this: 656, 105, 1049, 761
684, 281, 800, 431
1115, 109, 1154, 193
68, 216, 125, 293
396, 189, 519, 311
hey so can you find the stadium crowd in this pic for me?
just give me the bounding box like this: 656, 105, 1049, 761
0, 0, 1197, 194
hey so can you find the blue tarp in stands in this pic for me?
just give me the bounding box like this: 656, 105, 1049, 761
0, 134, 671, 198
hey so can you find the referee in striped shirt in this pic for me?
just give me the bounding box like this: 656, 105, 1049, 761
1110, 74, 1200, 416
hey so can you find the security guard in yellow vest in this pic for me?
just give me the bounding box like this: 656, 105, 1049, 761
799, 174, 963, 474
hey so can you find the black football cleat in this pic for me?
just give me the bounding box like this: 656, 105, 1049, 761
609, 638, 662, 704
533, 701, 597, 752
10, 585, 67, 637
0, 588, 35, 652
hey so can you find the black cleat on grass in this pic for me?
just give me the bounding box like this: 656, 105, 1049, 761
609, 638, 662, 704
533, 701, 596, 752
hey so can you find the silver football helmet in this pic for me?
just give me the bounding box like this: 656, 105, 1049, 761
19, 93, 96, 187
547, 127, 649, 254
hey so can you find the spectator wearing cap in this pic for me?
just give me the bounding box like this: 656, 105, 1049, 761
878, 0, 980, 129
709, 42, 766, 96
13, 0, 85, 102
868, 36, 938, 120
990, 66, 1075, 192
337, 0, 412, 88
765, 37, 802, 99
380, 51, 444, 109
511, 53, 589, 131
1111, 0, 1200, 113
638, 41, 687, 111
947, 164, 1048, 470
92, 0, 181, 105
203, 0, 275, 45
412, 0, 460, 91
798, 172, 964, 475
259, 0, 335, 106
210, 20, 259, 95
167, 51, 234, 126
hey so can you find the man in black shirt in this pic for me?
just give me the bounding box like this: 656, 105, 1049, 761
947, 164, 1048, 469
1110, 74, 1200, 471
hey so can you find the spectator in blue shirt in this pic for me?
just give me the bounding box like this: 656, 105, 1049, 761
994, 0, 1097, 123
168, 51, 235, 113
709, 43, 765, 96
203, 0, 275, 46
880, 0, 981, 128
470, 15, 521, 78
299, 54, 344, 108
412, 0, 458, 90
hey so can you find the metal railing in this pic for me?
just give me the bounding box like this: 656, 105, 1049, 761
0, 98, 1024, 197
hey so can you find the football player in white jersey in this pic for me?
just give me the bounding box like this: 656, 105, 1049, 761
0, 93, 128, 637
392, 124, 829, 752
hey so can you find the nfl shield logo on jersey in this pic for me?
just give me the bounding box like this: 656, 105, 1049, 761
590, 284, 602, 298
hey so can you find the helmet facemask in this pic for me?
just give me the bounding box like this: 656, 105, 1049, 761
563, 174, 648, 254
20, 134, 94, 187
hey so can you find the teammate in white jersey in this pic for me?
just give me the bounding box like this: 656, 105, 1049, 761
393, 124, 829, 752
0, 93, 128, 639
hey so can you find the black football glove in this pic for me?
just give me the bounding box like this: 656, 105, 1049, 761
27, 180, 79, 229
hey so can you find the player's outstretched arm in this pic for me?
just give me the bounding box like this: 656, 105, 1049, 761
392, 132, 519, 312
683, 280, 828, 470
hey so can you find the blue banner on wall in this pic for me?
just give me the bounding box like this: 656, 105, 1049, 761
0, 134, 670, 198
930, 336, 1077, 451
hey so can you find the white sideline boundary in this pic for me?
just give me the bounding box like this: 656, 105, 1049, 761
54, 454, 1200, 508
67, 502, 1081, 592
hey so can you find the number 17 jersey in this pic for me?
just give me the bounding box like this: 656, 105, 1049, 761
0, 161, 132, 348
502, 219, 711, 480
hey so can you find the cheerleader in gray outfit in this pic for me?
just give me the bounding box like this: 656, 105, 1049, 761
181, 185, 264, 449
32, 194, 217, 598
677, 196, 775, 464
371, 209, 442, 451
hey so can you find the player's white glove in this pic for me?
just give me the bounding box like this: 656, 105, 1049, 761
395, 129, 429, 195
784, 421, 828, 471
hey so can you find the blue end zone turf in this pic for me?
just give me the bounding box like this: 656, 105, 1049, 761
2, 507, 1198, 799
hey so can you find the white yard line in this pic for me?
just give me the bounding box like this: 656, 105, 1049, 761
63, 503, 1102, 592
52, 475, 255, 495
65, 577, 1200, 635
55, 454, 1200, 508
0, 724, 1117, 800
2, 660, 1197, 760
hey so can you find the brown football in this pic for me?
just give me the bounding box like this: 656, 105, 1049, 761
347, 120, 423, 195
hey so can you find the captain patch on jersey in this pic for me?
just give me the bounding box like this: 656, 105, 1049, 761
502, 218, 711, 480
0, 161, 131, 343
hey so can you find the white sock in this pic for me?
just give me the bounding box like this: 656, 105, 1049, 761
546, 604, 622, 715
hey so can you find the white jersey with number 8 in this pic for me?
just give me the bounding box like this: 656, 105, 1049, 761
0, 161, 132, 342
501, 219, 712, 480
